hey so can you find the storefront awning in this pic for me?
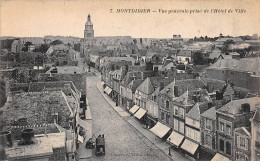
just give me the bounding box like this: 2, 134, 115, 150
104, 86, 109, 93
150, 122, 171, 138
107, 88, 112, 94
129, 105, 139, 114
101, 81, 105, 86
78, 135, 84, 143
134, 108, 147, 119
105, 87, 112, 95
181, 139, 199, 155
167, 131, 184, 147
211, 153, 231, 161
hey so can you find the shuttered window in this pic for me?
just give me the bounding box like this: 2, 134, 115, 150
179, 121, 184, 134
174, 118, 179, 131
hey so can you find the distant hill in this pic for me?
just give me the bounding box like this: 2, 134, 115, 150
0, 36, 19, 40
44, 35, 81, 44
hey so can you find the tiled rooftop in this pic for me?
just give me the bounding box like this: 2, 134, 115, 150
159, 79, 206, 98
207, 58, 260, 74
217, 97, 260, 115
0, 91, 73, 130
201, 106, 216, 120
38, 73, 86, 94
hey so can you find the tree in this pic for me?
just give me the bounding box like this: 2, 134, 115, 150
192, 51, 207, 65
221, 39, 235, 55
50, 40, 63, 45
74, 43, 81, 52
1, 39, 14, 49
21, 41, 32, 51
33, 44, 49, 53
0, 78, 6, 108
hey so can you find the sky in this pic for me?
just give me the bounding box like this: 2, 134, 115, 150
0, 0, 260, 38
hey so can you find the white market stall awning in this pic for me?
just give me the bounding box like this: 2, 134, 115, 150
167, 131, 184, 147
134, 108, 147, 119
129, 105, 140, 114
78, 135, 84, 143
150, 122, 171, 138
211, 153, 231, 161
104, 86, 112, 95
181, 139, 199, 155
106, 88, 112, 95
104, 86, 109, 93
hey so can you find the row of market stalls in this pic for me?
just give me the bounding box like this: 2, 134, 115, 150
102, 84, 230, 161
128, 104, 231, 161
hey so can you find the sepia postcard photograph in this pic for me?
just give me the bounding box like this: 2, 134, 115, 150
0, 0, 260, 161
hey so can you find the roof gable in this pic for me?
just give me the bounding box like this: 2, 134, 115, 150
136, 77, 155, 94
201, 106, 216, 120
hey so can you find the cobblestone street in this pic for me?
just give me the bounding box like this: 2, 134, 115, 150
85, 75, 174, 161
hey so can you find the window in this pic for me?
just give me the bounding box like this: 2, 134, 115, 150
245, 156, 248, 161
205, 119, 212, 130
226, 125, 231, 135
179, 107, 184, 119
236, 152, 240, 160
226, 141, 231, 155
174, 119, 179, 131
153, 106, 158, 117
205, 134, 212, 148
161, 111, 165, 120
166, 100, 170, 109
220, 122, 224, 132
174, 106, 178, 116
220, 139, 225, 152
179, 121, 184, 134
166, 114, 170, 124
240, 137, 245, 148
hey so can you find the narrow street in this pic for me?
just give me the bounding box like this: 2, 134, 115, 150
85, 75, 173, 161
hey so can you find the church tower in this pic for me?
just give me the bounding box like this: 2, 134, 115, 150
84, 14, 94, 43
81, 14, 95, 56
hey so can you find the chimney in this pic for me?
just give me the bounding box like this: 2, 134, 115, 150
0, 131, 13, 147
215, 100, 223, 109
174, 85, 178, 97
241, 103, 250, 113
18, 129, 35, 145
141, 72, 144, 80
52, 113, 58, 124
160, 82, 165, 90
0, 145, 6, 160
5, 80, 12, 102
216, 90, 223, 100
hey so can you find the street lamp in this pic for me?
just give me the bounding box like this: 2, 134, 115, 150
168, 138, 172, 156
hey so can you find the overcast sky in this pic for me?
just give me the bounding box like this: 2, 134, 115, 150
1, 0, 260, 38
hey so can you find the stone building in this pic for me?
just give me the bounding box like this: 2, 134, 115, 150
216, 97, 260, 160
80, 14, 96, 55
250, 107, 260, 161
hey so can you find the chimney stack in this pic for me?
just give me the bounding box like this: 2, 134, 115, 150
18, 129, 35, 145
0, 131, 13, 147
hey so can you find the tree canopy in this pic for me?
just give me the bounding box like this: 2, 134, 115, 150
50, 40, 63, 45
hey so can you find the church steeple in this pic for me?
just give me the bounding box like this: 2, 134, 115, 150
88, 14, 91, 22
86, 14, 93, 26
84, 14, 94, 39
